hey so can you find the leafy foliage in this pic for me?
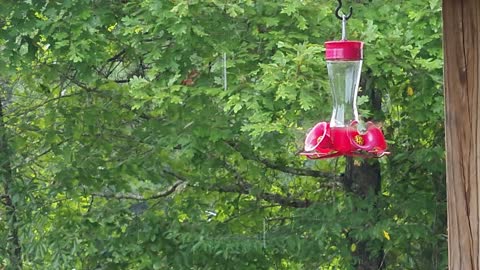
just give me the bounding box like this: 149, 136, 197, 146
0, 0, 445, 269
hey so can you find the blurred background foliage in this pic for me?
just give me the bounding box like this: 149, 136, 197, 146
0, 0, 444, 269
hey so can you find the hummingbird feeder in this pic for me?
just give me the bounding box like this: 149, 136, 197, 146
301, 0, 389, 159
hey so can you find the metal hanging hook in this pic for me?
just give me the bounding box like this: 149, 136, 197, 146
335, 0, 353, 21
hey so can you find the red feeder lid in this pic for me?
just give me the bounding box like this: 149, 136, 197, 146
325, 41, 363, 60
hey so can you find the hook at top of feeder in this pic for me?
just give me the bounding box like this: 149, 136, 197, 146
335, 0, 353, 21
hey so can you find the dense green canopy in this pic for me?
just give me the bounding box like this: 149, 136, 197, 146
0, 0, 444, 269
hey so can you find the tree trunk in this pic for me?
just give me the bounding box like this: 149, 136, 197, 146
0, 96, 22, 269
344, 157, 383, 270
443, 0, 480, 269
340, 69, 384, 269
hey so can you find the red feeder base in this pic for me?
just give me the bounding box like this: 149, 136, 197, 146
301, 121, 389, 159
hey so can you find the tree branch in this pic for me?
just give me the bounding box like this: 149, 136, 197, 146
8, 92, 82, 119
225, 141, 335, 178
107, 49, 126, 62
13, 140, 68, 170
166, 167, 313, 209
0, 194, 7, 205
212, 183, 310, 208
113, 79, 130, 83
256, 157, 334, 178
93, 180, 185, 200
94, 168, 313, 208
210, 156, 312, 208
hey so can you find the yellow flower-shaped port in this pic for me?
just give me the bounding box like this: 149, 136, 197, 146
354, 135, 364, 145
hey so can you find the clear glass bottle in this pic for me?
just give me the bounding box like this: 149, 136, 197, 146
325, 41, 364, 152
327, 59, 362, 127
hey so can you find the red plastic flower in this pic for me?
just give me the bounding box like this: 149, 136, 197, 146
301, 121, 389, 159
